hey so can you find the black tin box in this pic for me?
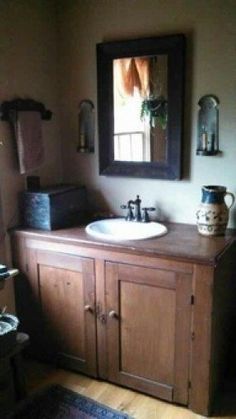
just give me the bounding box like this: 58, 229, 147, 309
22, 185, 87, 230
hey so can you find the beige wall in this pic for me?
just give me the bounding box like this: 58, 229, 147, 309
0, 0, 63, 310
58, 0, 236, 227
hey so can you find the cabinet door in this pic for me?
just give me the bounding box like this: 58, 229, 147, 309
29, 249, 97, 377
105, 262, 192, 405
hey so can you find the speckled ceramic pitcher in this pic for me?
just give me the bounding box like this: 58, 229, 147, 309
196, 185, 235, 236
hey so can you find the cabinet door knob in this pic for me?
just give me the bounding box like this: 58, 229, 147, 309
84, 304, 93, 313
108, 310, 118, 319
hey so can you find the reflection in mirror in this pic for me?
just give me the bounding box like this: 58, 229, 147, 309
113, 55, 168, 162
97, 35, 185, 179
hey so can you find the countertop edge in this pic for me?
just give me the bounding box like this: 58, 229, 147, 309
10, 223, 236, 267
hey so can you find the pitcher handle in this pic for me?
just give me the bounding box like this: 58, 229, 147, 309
225, 192, 235, 209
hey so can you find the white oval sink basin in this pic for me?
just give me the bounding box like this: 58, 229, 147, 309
85, 218, 168, 241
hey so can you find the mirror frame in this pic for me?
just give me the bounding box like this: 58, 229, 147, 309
97, 34, 186, 179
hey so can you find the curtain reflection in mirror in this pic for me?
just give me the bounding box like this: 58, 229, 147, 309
113, 55, 168, 163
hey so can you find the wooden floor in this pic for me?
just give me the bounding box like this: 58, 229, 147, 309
25, 360, 236, 419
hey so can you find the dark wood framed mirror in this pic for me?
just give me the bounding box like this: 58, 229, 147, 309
97, 34, 185, 179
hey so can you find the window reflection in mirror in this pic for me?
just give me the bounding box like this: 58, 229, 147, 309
97, 34, 185, 179
113, 55, 168, 163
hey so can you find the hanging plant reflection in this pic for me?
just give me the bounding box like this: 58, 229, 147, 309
140, 96, 168, 129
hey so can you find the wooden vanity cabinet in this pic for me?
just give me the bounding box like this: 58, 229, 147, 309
11, 226, 236, 416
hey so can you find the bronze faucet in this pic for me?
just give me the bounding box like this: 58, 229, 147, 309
132, 195, 142, 222
121, 195, 156, 222
121, 195, 141, 221
120, 200, 134, 221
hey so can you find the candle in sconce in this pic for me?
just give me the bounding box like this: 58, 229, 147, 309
78, 112, 87, 150
80, 133, 86, 148
201, 126, 207, 150
208, 133, 215, 152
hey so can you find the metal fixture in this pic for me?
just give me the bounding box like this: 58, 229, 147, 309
121, 196, 141, 221
133, 195, 142, 222
120, 201, 134, 221
141, 207, 156, 222
121, 195, 156, 222
196, 95, 220, 156
77, 99, 95, 153
108, 310, 119, 319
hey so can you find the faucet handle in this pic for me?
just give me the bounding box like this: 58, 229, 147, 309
142, 207, 156, 223
120, 204, 134, 221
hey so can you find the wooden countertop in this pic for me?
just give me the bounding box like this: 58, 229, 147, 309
12, 222, 236, 266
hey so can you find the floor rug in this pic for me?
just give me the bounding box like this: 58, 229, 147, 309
8, 384, 132, 419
